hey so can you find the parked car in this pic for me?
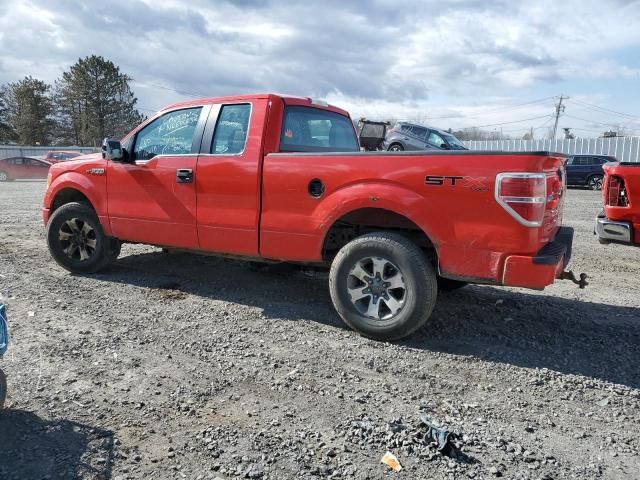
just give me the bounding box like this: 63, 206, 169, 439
382, 122, 468, 151
45, 150, 83, 164
44, 93, 573, 341
595, 161, 639, 246
565, 154, 616, 190
0, 156, 52, 181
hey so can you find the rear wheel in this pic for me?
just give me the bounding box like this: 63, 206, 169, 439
388, 143, 404, 152
0, 171, 9, 182
588, 174, 603, 190
329, 232, 437, 341
46, 202, 114, 273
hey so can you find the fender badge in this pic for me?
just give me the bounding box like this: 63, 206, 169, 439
462, 176, 489, 192
86, 168, 105, 176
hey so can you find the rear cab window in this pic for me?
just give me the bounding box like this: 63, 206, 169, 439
280, 106, 359, 153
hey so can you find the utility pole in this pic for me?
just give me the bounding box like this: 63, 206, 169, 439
551, 95, 567, 139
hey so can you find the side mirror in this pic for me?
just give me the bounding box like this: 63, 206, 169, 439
440, 143, 450, 150
102, 138, 124, 161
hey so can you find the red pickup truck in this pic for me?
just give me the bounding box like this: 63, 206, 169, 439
43, 93, 572, 340
596, 162, 640, 246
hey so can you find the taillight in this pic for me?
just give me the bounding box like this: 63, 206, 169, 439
495, 173, 547, 226
606, 175, 628, 207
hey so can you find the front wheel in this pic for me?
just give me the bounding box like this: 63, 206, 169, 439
46, 202, 114, 273
588, 174, 603, 190
0, 171, 9, 182
329, 232, 437, 341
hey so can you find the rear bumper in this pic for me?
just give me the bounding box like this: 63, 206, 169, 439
595, 211, 634, 245
502, 226, 574, 290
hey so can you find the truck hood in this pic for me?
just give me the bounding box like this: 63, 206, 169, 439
49, 153, 105, 179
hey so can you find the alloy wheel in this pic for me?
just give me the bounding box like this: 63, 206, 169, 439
58, 218, 98, 261
347, 256, 407, 320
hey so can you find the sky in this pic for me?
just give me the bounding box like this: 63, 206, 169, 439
1, 0, 640, 138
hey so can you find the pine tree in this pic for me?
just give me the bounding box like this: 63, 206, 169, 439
55, 55, 145, 146
6, 76, 54, 145
0, 85, 15, 143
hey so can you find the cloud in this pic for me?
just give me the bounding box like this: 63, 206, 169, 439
0, 0, 639, 134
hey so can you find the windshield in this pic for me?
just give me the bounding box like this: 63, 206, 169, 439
443, 133, 466, 150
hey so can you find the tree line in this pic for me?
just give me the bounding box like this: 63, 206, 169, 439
0, 55, 145, 147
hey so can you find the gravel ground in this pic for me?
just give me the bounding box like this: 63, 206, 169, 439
0, 181, 639, 480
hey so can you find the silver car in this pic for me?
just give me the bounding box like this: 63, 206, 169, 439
382, 122, 467, 151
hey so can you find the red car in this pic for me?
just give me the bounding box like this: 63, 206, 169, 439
0, 156, 52, 181
43, 93, 573, 340
45, 151, 83, 164
596, 162, 640, 246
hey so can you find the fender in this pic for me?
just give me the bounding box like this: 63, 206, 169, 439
44, 171, 111, 235
313, 181, 440, 255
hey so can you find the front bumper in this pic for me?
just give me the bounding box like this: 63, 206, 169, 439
595, 212, 634, 245
42, 207, 51, 225
502, 226, 574, 290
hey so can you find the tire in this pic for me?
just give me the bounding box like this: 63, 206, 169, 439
108, 238, 122, 261
438, 277, 468, 291
329, 232, 437, 341
388, 143, 404, 152
587, 174, 603, 190
0, 171, 9, 182
0, 369, 6, 409
46, 202, 114, 273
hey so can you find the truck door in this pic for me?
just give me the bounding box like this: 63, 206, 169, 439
195, 100, 267, 255
107, 106, 209, 248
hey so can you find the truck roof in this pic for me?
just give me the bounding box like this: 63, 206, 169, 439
162, 93, 350, 117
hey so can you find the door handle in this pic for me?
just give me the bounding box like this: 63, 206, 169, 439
176, 168, 193, 184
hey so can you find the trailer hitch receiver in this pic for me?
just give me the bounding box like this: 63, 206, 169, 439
560, 270, 588, 289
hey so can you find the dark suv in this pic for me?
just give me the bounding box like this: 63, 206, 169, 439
566, 154, 616, 190
382, 122, 467, 151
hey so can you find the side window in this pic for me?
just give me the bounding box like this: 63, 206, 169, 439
427, 131, 445, 147
211, 104, 251, 154
14, 158, 24, 165
134, 107, 202, 161
400, 124, 412, 134
565, 156, 574, 165
412, 127, 428, 139
280, 106, 359, 152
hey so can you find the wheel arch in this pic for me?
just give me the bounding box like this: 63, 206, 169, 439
45, 172, 111, 234
51, 187, 94, 213
321, 198, 437, 261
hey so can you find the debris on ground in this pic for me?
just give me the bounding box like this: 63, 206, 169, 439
381, 451, 402, 472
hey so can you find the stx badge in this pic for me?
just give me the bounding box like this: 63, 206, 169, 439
425, 175, 489, 191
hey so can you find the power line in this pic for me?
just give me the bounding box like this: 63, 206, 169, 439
466, 114, 553, 129
132, 80, 205, 99
563, 113, 635, 129
426, 96, 555, 120
566, 98, 640, 120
